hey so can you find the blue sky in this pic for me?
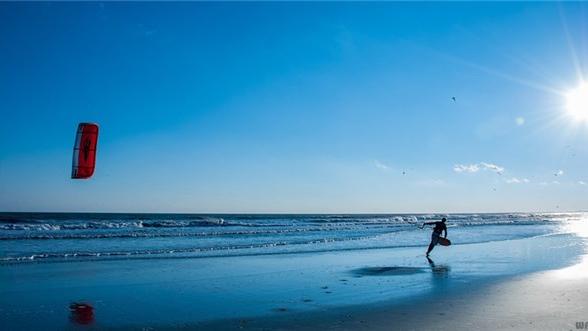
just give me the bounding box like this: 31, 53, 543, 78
1, 2, 587, 213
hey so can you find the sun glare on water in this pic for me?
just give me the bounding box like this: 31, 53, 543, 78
566, 83, 588, 122
553, 216, 588, 279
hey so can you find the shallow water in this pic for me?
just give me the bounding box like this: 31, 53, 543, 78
1, 212, 584, 262
1, 230, 586, 330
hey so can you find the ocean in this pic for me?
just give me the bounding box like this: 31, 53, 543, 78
1, 212, 584, 263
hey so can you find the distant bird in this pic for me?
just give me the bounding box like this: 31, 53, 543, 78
402, 171, 406, 175
451, 97, 456, 102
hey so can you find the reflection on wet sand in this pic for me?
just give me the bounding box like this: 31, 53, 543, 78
350, 258, 451, 279
351, 266, 427, 276
426, 257, 451, 279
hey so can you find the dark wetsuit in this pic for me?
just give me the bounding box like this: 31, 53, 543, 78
426, 221, 447, 255
431, 222, 447, 244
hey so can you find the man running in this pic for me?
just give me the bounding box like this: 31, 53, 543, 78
421, 217, 448, 256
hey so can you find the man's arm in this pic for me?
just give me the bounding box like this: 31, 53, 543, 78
419, 221, 434, 229
443, 227, 447, 238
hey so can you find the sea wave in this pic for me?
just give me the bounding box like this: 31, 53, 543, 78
0, 217, 241, 231
0, 235, 377, 262
0, 217, 556, 240
0, 212, 583, 264
0, 214, 560, 232
0, 225, 386, 240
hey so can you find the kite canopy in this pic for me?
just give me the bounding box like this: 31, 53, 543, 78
71, 123, 99, 179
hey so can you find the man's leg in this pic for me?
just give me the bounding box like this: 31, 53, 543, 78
426, 234, 439, 256
426, 241, 435, 255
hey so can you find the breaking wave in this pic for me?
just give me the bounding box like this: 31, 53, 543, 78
0, 212, 584, 263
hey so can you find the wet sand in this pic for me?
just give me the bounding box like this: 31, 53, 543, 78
190, 262, 588, 331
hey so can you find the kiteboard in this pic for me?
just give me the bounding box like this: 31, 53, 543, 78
438, 237, 451, 246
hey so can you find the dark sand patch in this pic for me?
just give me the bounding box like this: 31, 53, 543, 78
351, 266, 426, 276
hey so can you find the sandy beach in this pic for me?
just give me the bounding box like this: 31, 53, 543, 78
200, 259, 588, 331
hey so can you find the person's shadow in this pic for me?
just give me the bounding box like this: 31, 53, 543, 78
426, 256, 451, 289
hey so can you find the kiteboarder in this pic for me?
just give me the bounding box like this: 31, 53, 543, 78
421, 217, 448, 256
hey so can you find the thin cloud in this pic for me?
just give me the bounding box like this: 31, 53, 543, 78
454, 162, 504, 174
480, 162, 504, 174
453, 164, 479, 173
578, 181, 587, 185
554, 170, 564, 176
515, 117, 525, 126
374, 160, 390, 170
506, 177, 530, 184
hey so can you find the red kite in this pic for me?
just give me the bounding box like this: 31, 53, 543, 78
71, 123, 99, 179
